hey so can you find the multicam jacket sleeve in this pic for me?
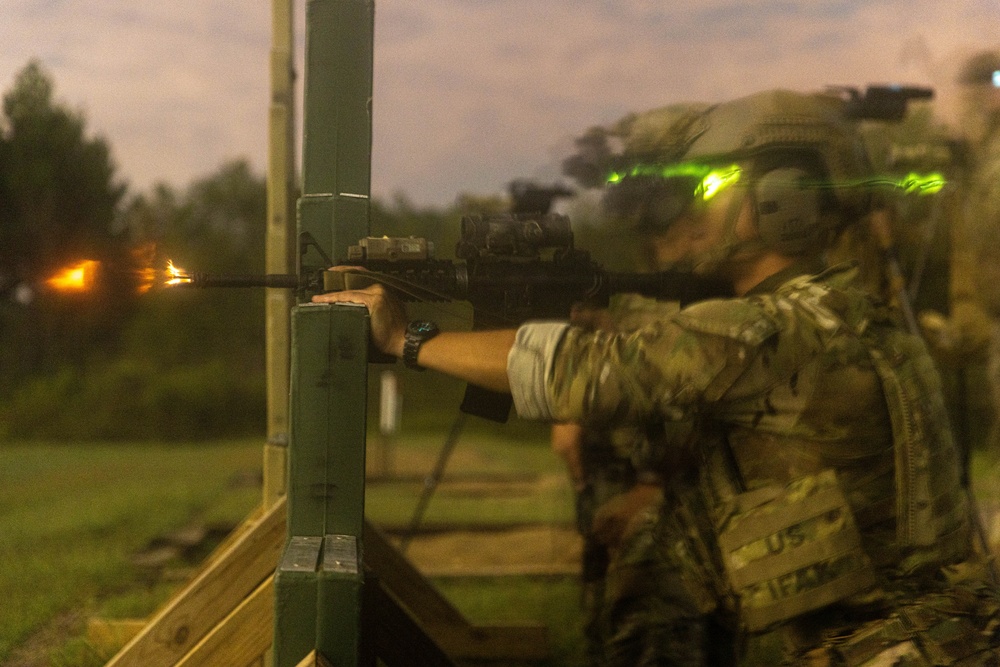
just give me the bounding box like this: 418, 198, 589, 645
507, 264, 891, 443
508, 295, 780, 426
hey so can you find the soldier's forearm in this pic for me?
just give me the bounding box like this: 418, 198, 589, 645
416, 330, 517, 393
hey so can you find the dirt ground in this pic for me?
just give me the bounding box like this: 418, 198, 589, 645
367, 437, 584, 576
4, 612, 86, 667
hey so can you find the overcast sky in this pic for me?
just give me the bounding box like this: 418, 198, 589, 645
1, 1, 997, 207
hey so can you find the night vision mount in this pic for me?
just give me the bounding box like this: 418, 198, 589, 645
832, 85, 934, 122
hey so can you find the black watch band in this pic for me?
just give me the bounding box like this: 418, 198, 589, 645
402, 320, 440, 370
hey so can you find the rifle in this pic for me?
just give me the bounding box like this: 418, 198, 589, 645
345, 212, 725, 548
339, 213, 734, 420
177, 211, 730, 421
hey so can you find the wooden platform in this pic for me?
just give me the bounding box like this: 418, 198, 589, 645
101, 498, 550, 666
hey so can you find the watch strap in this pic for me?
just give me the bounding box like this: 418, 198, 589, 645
402, 321, 439, 370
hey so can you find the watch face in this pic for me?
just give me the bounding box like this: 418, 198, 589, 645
403, 321, 439, 370
408, 321, 439, 337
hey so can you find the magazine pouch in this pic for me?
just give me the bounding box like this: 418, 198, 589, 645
716, 469, 877, 631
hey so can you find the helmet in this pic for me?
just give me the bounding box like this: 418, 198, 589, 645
571, 90, 874, 274
683, 89, 873, 255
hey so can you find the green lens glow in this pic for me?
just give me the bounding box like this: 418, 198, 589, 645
696, 165, 742, 201
605, 162, 944, 199
605, 162, 713, 184
896, 172, 946, 195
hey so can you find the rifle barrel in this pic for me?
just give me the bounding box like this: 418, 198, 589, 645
187, 273, 302, 288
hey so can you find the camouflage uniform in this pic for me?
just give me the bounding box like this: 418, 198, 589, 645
559, 295, 690, 666
538, 88, 1000, 665
570, 423, 641, 666
508, 260, 1000, 665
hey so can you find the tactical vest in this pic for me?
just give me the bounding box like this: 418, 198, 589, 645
677, 269, 974, 631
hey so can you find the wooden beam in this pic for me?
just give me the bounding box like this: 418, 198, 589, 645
294, 651, 334, 667
362, 522, 466, 627
174, 576, 274, 667
105, 498, 286, 666
105, 500, 548, 665
428, 622, 550, 662
364, 522, 550, 661
362, 574, 456, 667
264, 0, 296, 511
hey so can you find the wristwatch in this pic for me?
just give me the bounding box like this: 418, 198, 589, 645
402, 320, 440, 370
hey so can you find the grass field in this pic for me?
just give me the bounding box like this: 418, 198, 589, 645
0, 440, 264, 665
0, 426, 588, 666
11, 429, 996, 666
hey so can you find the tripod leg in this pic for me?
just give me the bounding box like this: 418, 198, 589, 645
399, 412, 468, 554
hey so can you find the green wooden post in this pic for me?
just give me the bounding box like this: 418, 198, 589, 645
273, 0, 374, 664
274, 303, 369, 665
298, 0, 374, 271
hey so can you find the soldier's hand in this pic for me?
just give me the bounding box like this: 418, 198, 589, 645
918, 307, 990, 363
919, 310, 952, 350
312, 267, 408, 358
591, 482, 663, 549
551, 423, 586, 492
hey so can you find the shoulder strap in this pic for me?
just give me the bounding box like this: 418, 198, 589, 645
865, 330, 969, 557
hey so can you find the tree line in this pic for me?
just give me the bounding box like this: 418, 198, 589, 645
0, 61, 498, 441
0, 58, 680, 440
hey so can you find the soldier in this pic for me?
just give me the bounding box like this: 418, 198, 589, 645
831, 88, 996, 480
316, 89, 1000, 665
875, 51, 1000, 471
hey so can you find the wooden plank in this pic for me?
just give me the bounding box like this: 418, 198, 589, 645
364, 522, 549, 662
294, 651, 317, 667
89, 505, 268, 657
293, 651, 334, 667
362, 575, 457, 667
174, 576, 274, 667
263, 441, 288, 508
362, 521, 467, 628
192, 503, 266, 576
105, 498, 286, 667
